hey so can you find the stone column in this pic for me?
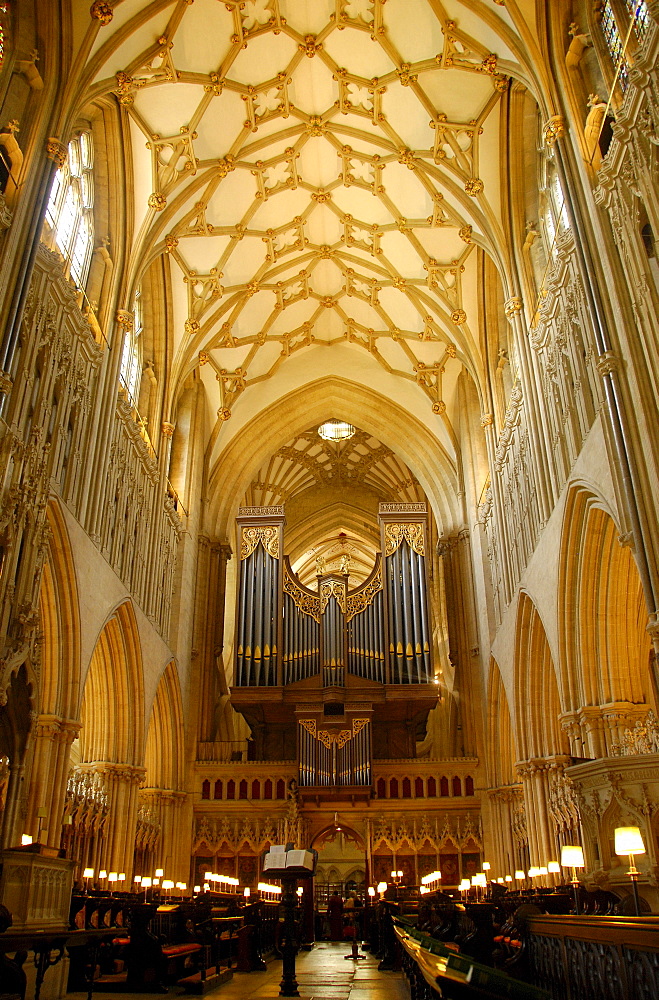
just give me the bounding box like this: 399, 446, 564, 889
485, 787, 523, 878
437, 529, 482, 757
91, 763, 144, 879
25, 715, 80, 847
516, 759, 554, 869
144, 788, 188, 883
518, 755, 575, 873
0, 760, 26, 848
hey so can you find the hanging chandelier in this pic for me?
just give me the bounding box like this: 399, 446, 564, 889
317, 419, 355, 442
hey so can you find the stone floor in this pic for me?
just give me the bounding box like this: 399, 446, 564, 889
77, 943, 409, 1000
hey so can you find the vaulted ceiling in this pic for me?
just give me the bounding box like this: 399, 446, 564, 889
76, 0, 540, 532
242, 420, 427, 586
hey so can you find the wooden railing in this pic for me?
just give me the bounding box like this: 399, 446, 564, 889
527, 914, 659, 1000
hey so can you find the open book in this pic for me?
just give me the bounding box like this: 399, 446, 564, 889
263, 847, 315, 871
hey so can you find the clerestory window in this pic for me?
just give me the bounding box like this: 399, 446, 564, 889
119, 288, 143, 407
45, 131, 95, 291
597, 1, 649, 92
542, 156, 570, 259
0, 4, 9, 72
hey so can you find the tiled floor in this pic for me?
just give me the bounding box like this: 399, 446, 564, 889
79, 943, 409, 1000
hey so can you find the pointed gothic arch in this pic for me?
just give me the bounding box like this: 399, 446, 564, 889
514, 592, 567, 762
208, 377, 461, 541
39, 500, 80, 720
144, 660, 184, 794
487, 658, 518, 788
79, 600, 144, 767
558, 486, 654, 756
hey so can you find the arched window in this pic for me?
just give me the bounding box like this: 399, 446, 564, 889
599, 2, 626, 85
201, 779, 210, 800
45, 131, 94, 291
597, 2, 649, 91
214, 779, 222, 800
541, 155, 570, 258
119, 288, 142, 406
251, 779, 260, 800
641, 222, 659, 294
0, 5, 8, 71
376, 777, 386, 798
414, 776, 424, 798
427, 776, 437, 797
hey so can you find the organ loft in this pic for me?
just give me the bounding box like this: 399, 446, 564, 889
1, 2, 659, 999
232, 503, 436, 778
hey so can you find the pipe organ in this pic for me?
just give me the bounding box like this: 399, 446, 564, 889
232, 504, 437, 793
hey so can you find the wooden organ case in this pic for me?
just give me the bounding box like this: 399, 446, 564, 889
231, 503, 438, 801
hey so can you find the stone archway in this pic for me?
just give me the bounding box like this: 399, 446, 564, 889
74, 600, 145, 880
141, 661, 187, 881
558, 486, 654, 757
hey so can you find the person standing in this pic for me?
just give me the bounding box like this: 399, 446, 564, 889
328, 890, 344, 941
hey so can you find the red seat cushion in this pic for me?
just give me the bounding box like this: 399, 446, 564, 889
162, 944, 202, 957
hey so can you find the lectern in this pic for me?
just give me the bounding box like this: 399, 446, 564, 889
261, 845, 317, 997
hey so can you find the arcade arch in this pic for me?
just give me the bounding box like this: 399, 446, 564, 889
558, 487, 655, 758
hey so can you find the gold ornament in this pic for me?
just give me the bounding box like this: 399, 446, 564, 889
148, 192, 167, 210
90, 1, 113, 26
384, 522, 425, 557
240, 525, 279, 560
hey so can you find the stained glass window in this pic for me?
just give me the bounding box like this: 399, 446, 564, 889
45, 132, 95, 290
0, 3, 9, 73
625, 0, 649, 40
600, 1, 628, 91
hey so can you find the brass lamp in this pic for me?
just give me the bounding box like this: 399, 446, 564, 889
615, 826, 646, 916
560, 845, 584, 914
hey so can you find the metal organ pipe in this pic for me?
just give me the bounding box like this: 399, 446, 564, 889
252, 548, 262, 686
266, 550, 274, 683
415, 550, 431, 680
377, 589, 386, 683
243, 551, 255, 685
389, 548, 403, 682
410, 550, 422, 677
237, 555, 247, 685
401, 543, 415, 683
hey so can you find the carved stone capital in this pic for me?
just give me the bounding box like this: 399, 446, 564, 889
161, 421, 175, 438
543, 115, 565, 146
504, 296, 523, 318
0, 370, 13, 394
646, 619, 659, 642
516, 757, 550, 779
115, 309, 134, 331
596, 350, 621, 376
46, 138, 67, 169
480, 412, 493, 428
